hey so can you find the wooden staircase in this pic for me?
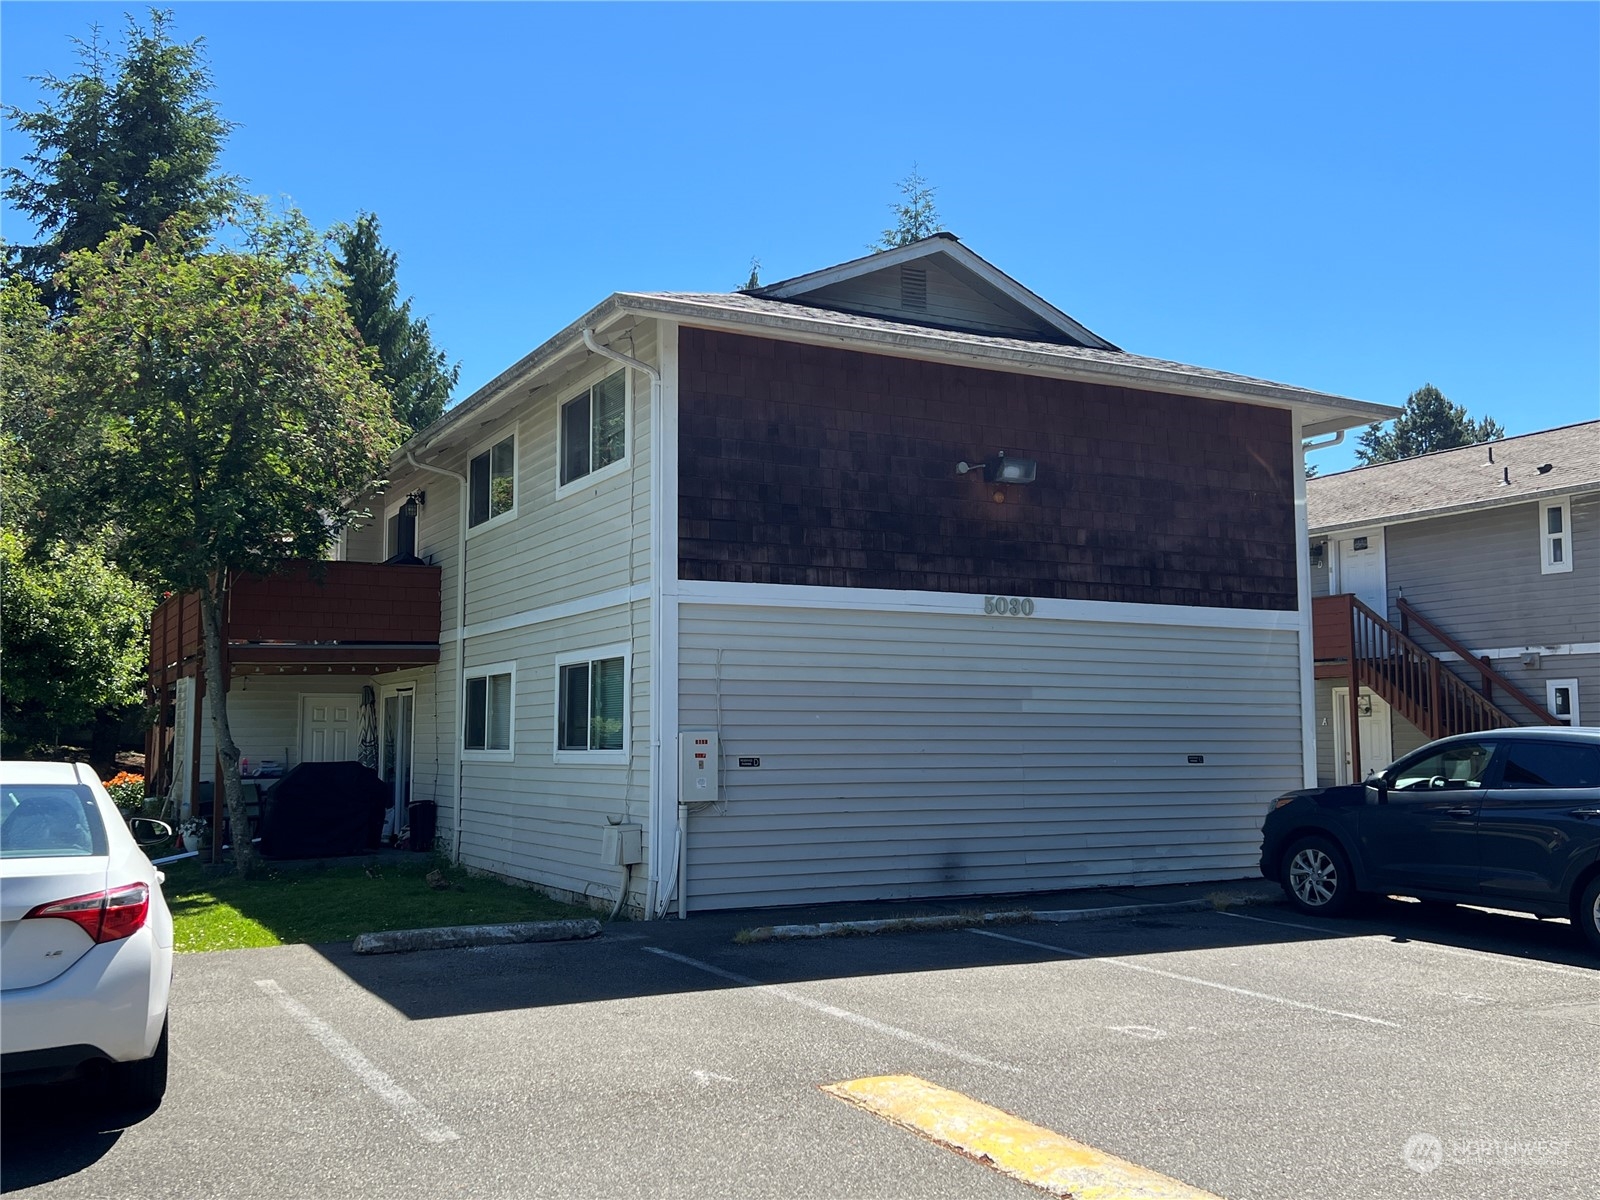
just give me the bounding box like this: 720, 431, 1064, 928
1312, 594, 1559, 778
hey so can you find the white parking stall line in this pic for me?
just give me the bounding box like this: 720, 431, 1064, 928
255, 979, 460, 1144
642, 946, 1021, 1073
1216, 909, 1597, 979
969, 929, 1401, 1028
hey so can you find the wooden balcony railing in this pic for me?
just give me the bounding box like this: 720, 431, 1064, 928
148, 560, 441, 679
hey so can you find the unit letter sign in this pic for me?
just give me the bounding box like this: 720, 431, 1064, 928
984, 596, 1035, 616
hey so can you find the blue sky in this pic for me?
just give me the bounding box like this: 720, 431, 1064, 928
4, 2, 1595, 473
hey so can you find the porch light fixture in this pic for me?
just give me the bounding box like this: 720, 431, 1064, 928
402, 490, 426, 518
956, 451, 1038, 485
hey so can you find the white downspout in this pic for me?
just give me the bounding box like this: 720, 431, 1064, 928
581, 328, 667, 919
406, 449, 469, 863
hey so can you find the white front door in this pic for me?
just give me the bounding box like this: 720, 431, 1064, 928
300, 694, 361, 762
1331, 687, 1394, 784
1334, 529, 1387, 615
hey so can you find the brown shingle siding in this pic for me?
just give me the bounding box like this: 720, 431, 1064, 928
678, 328, 1297, 610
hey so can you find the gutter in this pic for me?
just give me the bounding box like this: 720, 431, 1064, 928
406, 449, 469, 863
580, 328, 667, 920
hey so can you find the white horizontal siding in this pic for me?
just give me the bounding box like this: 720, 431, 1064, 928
678, 604, 1302, 910
455, 604, 652, 911
462, 323, 656, 628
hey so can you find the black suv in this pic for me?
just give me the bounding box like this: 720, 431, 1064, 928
1260, 727, 1600, 951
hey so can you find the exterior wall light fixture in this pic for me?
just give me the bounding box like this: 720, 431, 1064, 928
956, 451, 1038, 485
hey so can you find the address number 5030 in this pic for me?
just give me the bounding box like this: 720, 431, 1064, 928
984, 596, 1035, 616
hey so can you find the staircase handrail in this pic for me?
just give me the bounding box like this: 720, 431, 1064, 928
1346, 597, 1511, 739
1396, 597, 1560, 725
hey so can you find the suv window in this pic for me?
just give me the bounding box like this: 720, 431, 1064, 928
1500, 741, 1600, 789
1390, 742, 1496, 792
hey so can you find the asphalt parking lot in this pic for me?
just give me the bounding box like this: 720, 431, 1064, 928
4, 897, 1596, 1199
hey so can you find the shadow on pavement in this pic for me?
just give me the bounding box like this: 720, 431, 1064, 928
0, 1078, 154, 1193
301, 888, 1596, 1023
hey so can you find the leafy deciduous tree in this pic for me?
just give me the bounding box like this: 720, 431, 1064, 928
332, 213, 458, 434
3, 9, 241, 305
1355, 384, 1505, 465
50, 215, 402, 871
0, 529, 152, 762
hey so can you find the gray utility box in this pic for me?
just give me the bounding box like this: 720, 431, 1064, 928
600, 823, 643, 866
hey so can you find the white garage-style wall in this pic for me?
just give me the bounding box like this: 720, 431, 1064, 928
675, 596, 1305, 911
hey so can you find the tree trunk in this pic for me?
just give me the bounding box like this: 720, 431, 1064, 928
198, 575, 259, 876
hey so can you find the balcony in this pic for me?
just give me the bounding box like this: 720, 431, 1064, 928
149, 560, 442, 683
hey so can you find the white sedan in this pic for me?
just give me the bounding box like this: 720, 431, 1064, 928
1, 761, 174, 1106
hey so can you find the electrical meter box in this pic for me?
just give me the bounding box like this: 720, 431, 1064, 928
679, 731, 720, 805
599, 822, 643, 866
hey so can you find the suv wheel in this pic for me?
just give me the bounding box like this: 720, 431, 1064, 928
1578, 876, 1600, 955
1281, 835, 1357, 917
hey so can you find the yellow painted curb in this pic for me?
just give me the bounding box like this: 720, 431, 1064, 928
822, 1074, 1222, 1200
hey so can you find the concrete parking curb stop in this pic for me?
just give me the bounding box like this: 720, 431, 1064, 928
737, 889, 1279, 943
736, 910, 1036, 944
352, 918, 602, 955
1034, 889, 1277, 924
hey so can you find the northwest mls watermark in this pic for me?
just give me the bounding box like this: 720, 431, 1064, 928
1403, 1132, 1571, 1175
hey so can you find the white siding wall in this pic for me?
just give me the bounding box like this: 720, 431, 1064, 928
400, 319, 660, 900
677, 604, 1303, 910
456, 603, 651, 910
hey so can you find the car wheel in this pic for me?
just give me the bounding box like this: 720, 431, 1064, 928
1280, 835, 1357, 917
1577, 876, 1600, 955
113, 1016, 169, 1108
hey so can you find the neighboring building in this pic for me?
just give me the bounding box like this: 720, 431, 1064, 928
1308, 421, 1600, 785
148, 234, 1393, 915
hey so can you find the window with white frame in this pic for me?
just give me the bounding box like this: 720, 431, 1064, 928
1547, 679, 1580, 727
559, 370, 627, 487
556, 649, 627, 758
1540, 498, 1572, 574
468, 434, 515, 529
463, 663, 514, 757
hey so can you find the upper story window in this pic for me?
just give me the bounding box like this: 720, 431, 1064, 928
559, 370, 627, 488
1540, 498, 1572, 574
468, 434, 516, 530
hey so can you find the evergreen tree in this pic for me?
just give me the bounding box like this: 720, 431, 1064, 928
1355, 384, 1506, 465
875, 166, 943, 250
3, 10, 241, 302
333, 213, 458, 434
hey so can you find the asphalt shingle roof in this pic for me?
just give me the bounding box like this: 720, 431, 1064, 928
622, 291, 1382, 414
1306, 421, 1600, 533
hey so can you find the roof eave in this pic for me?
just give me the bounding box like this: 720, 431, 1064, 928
1310, 481, 1600, 536
618, 293, 1395, 427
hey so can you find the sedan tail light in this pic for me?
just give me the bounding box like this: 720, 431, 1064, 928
23, 882, 151, 943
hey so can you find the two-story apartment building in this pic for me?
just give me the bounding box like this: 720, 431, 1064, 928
1308, 421, 1599, 784
149, 234, 1395, 916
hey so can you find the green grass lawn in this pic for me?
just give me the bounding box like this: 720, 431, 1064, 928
160, 858, 594, 952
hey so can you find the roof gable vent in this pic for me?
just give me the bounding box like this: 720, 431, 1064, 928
899, 264, 928, 312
